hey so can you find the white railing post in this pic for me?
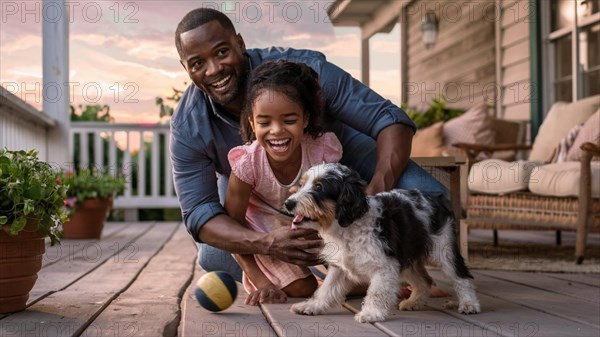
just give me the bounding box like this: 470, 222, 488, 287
43, 0, 70, 167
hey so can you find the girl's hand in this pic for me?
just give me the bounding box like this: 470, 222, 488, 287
245, 284, 288, 306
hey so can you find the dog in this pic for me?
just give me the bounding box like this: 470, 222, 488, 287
283, 163, 480, 323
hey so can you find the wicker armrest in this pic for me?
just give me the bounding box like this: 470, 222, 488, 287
452, 143, 532, 163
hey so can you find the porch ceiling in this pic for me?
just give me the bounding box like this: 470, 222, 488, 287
328, 0, 407, 38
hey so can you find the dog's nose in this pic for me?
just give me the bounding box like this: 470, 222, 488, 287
284, 198, 296, 211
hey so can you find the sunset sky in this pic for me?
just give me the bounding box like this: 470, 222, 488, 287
1, 0, 400, 123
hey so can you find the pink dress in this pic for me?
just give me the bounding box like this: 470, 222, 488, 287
228, 132, 342, 293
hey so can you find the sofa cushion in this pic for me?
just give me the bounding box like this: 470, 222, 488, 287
468, 159, 543, 194
411, 121, 445, 157
444, 103, 495, 159
529, 162, 600, 198
529, 95, 600, 162
567, 109, 600, 162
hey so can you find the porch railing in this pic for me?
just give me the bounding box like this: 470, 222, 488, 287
69, 122, 179, 213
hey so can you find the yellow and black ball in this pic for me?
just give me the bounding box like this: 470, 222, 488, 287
195, 271, 238, 312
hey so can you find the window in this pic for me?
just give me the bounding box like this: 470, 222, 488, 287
547, 0, 600, 102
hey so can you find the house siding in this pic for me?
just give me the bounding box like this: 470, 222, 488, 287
498, 0, 531, 121
405, 0, 497, 111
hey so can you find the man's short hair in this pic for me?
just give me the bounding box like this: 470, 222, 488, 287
175, 8, 237, 58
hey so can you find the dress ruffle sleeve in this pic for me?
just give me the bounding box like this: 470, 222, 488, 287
309, 132, 343, 164
227, 145, 256, 187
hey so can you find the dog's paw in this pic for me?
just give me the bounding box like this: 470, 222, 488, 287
354, 309, 387, 323
458, 302, 481, 315
399, 298, 426, 311
458, 301, 481, 314
290, 301, 325, 316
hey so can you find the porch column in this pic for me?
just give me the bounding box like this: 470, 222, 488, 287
43, 0, 70, 166
360, 34, 370, 87
399, 10, 407, 104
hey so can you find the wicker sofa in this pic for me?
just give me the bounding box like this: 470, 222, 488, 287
455, 95, 600, 264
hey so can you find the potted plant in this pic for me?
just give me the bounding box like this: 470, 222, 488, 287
0, 149, 69, 313
61, 168, 125, 239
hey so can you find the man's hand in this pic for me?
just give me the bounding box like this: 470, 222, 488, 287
265, 227, 323, 265
245, 284, 287, 305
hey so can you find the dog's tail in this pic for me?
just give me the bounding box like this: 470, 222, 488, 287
430, 194, 474, 280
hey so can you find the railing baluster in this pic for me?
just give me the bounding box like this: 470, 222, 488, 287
109, 132, 117, 177
94, 131, 103, 169
138, 131, 146, 197
151, 131, 160, 197
80, 130, 89, 170
164, 131, 174, 197
123, 131, 132, 198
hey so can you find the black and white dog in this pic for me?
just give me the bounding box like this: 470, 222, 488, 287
284, 163, 480, 323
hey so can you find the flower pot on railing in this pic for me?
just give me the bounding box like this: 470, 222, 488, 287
62, 197, 112, 239
0, 218, 45, 313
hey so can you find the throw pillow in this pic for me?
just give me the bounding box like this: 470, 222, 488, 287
566, 109, 600, 161
546, 123, 583, 163
444, 103, 495, 160
529, 95, 600, 162
411, 121, 445, 157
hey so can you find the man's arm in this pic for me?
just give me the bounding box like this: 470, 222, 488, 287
366, 124, 413, 195
315, 60, 416, 192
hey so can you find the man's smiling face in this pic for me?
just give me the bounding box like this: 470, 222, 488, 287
179, 20, 248, 112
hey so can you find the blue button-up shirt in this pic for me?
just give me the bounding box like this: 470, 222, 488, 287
170, 47, 416, 242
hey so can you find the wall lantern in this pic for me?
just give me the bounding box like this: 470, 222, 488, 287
421, 11, 439, 49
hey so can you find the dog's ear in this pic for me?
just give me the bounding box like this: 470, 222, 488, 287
335, 170, 369, 227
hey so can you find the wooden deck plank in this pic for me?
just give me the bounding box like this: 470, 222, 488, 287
345, 297, 491, 337
429, 270, 600, 336
28, 221, 155, 304
0, 222, 179, 337
179, 267, 275, 337
262, 299, 390, 337
476, 270, 600, 304
468, 271, 599, 328
82, 223, 194, 337
545, 273, 600, 287
42, 222, 129, 268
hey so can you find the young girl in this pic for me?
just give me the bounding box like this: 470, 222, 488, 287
225, 60, 342, 306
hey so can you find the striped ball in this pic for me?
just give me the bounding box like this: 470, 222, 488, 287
195, 271, 238, 312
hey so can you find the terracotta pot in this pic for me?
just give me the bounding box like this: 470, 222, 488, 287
0, 218, 45, 313
62, 197, 112, 239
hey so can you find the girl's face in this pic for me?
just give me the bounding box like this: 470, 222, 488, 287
250, 90, 308, 165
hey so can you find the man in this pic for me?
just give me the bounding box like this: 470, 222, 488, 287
171, 8, 446, 282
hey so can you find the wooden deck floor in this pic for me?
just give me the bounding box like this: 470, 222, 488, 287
1, 222, 598, 337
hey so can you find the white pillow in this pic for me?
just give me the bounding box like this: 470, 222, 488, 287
529, 95, 600, 162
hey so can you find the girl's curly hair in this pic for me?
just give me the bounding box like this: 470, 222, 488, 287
240, 60, 324, 143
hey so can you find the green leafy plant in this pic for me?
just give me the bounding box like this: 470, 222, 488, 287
0, 149, 69, 244
404, 98, 466, 129
61, 169, 125, 209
